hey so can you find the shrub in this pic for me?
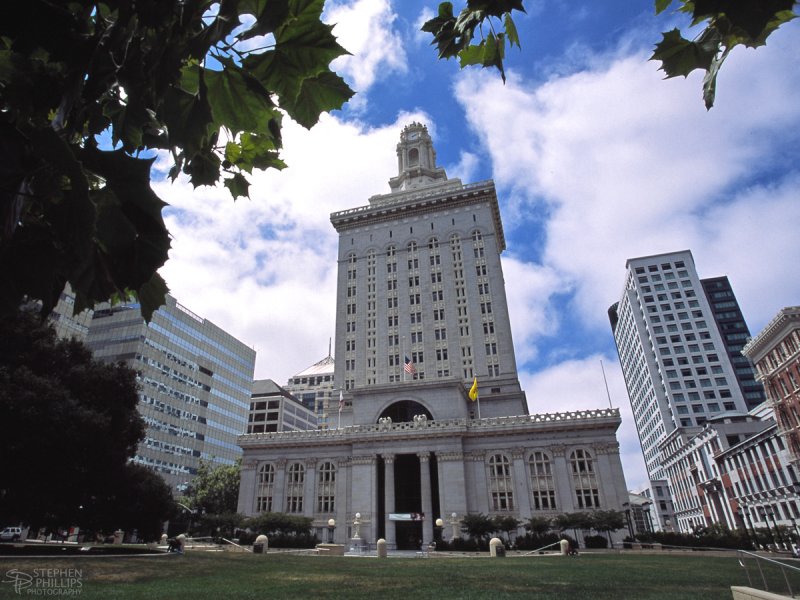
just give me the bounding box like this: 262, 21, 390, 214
584, 535, 608, 549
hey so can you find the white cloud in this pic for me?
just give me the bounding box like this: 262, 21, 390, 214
520, 354, 649, 492
155, 113, 429, 383
327, 0, 407, 107
446, 151, 479, 184
454, 22, 800, 339
451, 22, 800, 493
502, 256, 564, 364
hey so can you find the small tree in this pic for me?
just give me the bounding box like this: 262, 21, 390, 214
184, 460, 241, 516
589, 510, 625, 547
493, 515, 522, 545
525, 516, 552, 537
461, 513, 496, 543
553, 512, 592, 546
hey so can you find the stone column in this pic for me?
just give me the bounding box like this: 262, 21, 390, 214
511, 448, 532, 520
304, 458, 317, 517
437, 451, 467, 518
273, 459, 287, 513
335, 457, 350, 544
593, 443, 621, 509
470, 452, 489, 513
350, 455, 376, 542
419, 452, 433, 546
551, 446, 575, 511
237, 459, 259, 516
384, 454, 396, 548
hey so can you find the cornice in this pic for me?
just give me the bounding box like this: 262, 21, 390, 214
330, 180, 506, 252
742, 306, 800, 360
238, 408, 622, 450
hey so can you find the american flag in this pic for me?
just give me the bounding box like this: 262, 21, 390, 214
404, 356, 416, 375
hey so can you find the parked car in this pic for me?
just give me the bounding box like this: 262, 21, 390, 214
0, 527, 23, 542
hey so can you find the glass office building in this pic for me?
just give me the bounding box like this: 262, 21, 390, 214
87, 295, 256, 492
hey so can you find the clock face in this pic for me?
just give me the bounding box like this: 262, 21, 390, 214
408, 132, 419, 140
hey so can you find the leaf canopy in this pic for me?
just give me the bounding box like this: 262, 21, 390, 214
0, 0, 353, 320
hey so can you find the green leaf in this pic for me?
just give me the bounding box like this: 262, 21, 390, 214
288, 71, 355, 128
655, 0, 673, 15
224, 173, 251, 199
204, 57, 278, 135
504, 14, 520, 48
651, 28, 719, 78
137, 272, 170, 323
236, 132, 287, 172
701, 46, 730, 110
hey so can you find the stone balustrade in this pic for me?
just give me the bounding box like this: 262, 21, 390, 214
238, 408, 621, 447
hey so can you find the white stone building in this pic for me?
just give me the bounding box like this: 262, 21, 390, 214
237, 124, 629, 548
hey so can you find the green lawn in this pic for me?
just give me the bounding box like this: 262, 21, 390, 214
0, 551, 777, 599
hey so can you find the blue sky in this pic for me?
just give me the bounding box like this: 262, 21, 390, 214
153, 1, 800, 492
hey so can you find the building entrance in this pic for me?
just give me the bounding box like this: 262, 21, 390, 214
394, 454, 422, 550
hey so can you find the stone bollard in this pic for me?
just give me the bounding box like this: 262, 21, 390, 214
253, 535, 268, 555
560, 539, 570, 555
113, 530, 124, 545
489, 537, 504, 558
377, 538, 387, 558
176, 534, 186, 553
160, 533, 168, 546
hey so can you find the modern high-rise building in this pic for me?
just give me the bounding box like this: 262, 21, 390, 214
238, 124, 628, 549
284, 352, 336, 429
87, 295, 256, 492
608, 250, 758, 529
46, 284, 94, 342
248, 379, 317, 434
701, 277, 766, 409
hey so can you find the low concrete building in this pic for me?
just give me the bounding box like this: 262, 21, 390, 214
248, 379, 317, 433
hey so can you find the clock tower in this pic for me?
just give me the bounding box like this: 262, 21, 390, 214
388, 122, 448, 192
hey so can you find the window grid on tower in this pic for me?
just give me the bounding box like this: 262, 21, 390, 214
366, 250, 377, 385
345, 253, 357, 387
407, 240, 423, 379
451, 233, 473, 379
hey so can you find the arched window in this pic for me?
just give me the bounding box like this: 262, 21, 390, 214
407, 241, 417, 253
408, 148, 419, 166
428, 237, 439, 250
570, 449, 599, 509
528, 452, 556, 511
257, 463, 274, 513
472, 229, 483, 242
387, 244, 396, 257
317, 462, 336, 513
488, 453, 514, 511
450, 233, 460, 247
347, 252, 356, 264
286, 463, 305, 513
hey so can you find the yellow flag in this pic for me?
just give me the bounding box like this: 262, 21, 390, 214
468, 377, 478, 401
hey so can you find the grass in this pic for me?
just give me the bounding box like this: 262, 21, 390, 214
0, 550, 777, 599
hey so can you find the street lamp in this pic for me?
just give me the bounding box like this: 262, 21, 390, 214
353, 513, 362, 540
449, 512, 460, 542
327, 519, 335, 543
435, 518, 444, 543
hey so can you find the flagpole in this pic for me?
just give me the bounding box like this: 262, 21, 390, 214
477, 388, 481, 420
338, 389, 343, 429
